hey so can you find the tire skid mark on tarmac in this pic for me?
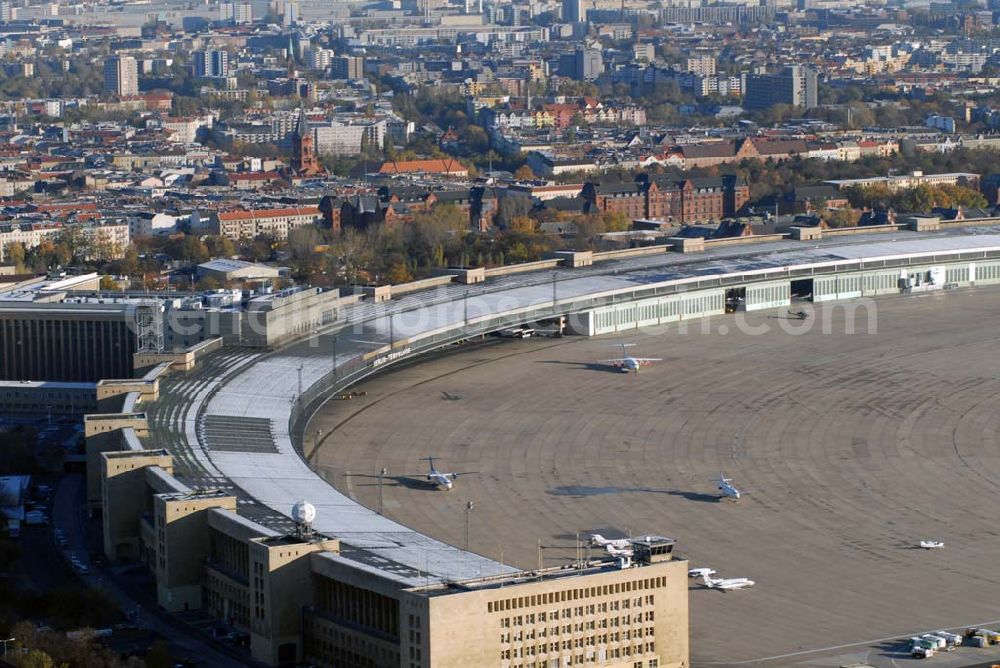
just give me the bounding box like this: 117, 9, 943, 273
313, 338, 581, 457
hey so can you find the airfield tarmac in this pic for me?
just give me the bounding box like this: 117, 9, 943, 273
308, 288, 1000, 667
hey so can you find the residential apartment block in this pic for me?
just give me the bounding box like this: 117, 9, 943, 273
209, 206, 324, 240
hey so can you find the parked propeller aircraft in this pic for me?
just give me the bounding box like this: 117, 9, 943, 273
717, 474, 746, 501
599, 344, 662, 373
421, 456, 460, 490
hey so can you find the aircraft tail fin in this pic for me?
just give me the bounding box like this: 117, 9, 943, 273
701, 574, 715, 587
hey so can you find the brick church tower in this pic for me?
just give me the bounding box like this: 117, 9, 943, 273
291, 109, 324, 176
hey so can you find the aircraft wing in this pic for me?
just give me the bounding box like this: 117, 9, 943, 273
598, 358, 628, 364
632, 358, 662, 363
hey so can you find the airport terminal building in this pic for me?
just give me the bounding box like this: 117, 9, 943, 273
84, 218, 1000, 667
95, 436, 689, 668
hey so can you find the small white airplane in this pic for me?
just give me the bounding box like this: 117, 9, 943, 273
701, 573, 755, 592
590, 534, 631, 549
716, 474, 745, 501
688, 568, 717, 578
599, 343, 662, 373
919, 540, 945, 549
421, 456, 459, 490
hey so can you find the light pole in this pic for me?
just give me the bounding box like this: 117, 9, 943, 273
465, 501, 474, 552
378, 467, 387, 514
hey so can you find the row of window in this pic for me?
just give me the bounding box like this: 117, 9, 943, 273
488, 578, 666, 614
502, 599, 655, 627
502, 642, 656, 665
975, 262, 1000, 282
862, 272, 900, 292
747, 284, 790, 308
946, 266, 971, 284
593, 292, 725, 333
304, 623, 400, 668
501, 621, 656, 645
815, 274, 863, 296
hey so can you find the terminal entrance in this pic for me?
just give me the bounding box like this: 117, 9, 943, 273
725, 287, 745, 313
791, 278, 814, 301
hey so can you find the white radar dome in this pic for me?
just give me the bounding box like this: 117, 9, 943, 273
292, 500, 316, 525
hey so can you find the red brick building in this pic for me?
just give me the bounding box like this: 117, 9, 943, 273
581, 174, 749, 223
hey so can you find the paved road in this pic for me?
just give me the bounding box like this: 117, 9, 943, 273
51, 474, 250, 668
311, 288, 1000, 668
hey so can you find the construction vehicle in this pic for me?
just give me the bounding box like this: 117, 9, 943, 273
967, 629, 1000, 645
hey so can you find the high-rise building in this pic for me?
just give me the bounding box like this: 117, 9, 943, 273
307, 48, 333, 70
743, 65, 817, 111
563, 0, 583, 22
193, 50, 229, 78
574, 47, 603, 81
685, 55, 716, 76
281, 0, 298, 25
233, 0, 252, 23
330, 55, 365, 80
104, 55, 139, 97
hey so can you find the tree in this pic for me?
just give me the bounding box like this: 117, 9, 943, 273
508, 216, 537, 233
3, 242, 25, 271
513, 165, 536, 180
507, 241, 530, 262
197, 276, 221, 291
99, 275, 119, 291
461, 125, 490, 154
386, 261, 413, 284
119, 247, 140, 277
408, 205, 469, 269
12, 649, 54, 668
204, 235, 236, 258
288, 226, 325, 259
820, 207, 858, 228
600, 211, 630, 232
174, 236, 210, 263
246, 237, 271, 262
495, 194, 533, 228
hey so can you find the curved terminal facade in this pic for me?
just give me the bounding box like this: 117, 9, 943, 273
87, 224, 1000, 668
